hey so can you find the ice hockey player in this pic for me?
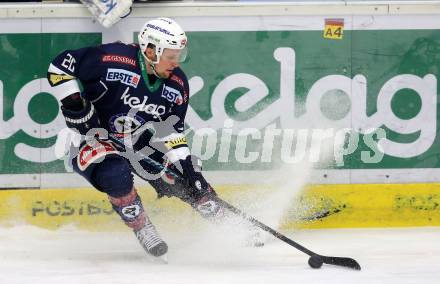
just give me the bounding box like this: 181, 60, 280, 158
47, 17, 226, 258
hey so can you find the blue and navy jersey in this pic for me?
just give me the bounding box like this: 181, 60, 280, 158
47, 42, 190, 140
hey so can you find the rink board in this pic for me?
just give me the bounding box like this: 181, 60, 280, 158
1, 2, 440, 232
0, 183, 439, 230
3, 5, 440, 188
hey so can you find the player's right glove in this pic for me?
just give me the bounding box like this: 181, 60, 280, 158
61, 94, 101, 136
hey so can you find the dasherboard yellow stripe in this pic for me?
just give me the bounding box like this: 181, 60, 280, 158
0, 186, 249, 231
288, 183, 440, 229
0, 183, 439, 230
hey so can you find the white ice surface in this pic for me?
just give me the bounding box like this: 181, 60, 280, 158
0, 226, 439, 284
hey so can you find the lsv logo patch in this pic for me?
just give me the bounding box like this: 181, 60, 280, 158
109, 114, 145, 134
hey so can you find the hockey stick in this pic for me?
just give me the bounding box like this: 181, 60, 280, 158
211, 196, 361, 270
108, 135, 361, 270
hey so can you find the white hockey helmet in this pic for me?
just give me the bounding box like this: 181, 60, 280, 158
138, 17, 188, 64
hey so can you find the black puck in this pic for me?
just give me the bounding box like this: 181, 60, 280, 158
308, 255, 323, 269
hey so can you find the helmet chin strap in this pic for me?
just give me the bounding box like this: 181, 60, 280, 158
148, 61, 161, 78
141, 50, 164, 79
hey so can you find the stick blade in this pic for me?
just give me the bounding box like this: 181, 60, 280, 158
322, 256, 361, 270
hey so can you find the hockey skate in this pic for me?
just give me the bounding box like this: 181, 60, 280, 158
195, 196, 264, 247
135, 221, 168, 258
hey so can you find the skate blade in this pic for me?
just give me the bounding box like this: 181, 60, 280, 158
146, 253, 168, 264
157, 254, 168, 264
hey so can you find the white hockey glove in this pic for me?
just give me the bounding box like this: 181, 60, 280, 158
80, 0, 133, 28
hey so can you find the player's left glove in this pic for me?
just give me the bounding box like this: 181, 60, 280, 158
177, 155, 222, 219
159, 134, 223, 218
178, 155, 215, 201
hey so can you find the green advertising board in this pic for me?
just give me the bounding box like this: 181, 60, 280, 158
183, 30, 440, 170
0, 29, 439, 176
0, 33, 101, 174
